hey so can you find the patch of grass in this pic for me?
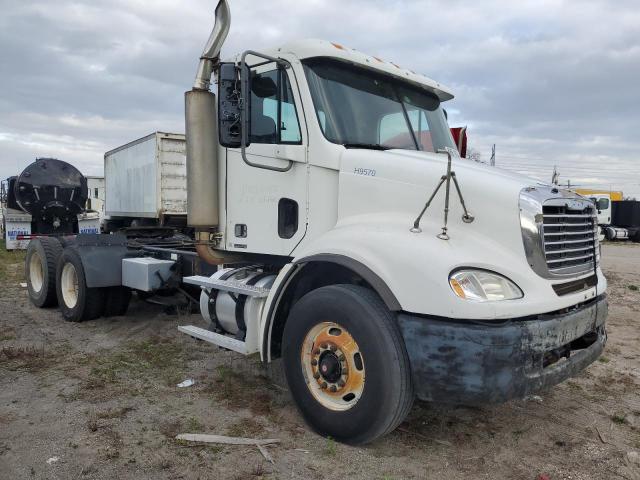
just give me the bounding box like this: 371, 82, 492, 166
207, 365, 275, 416
95, 406, 135, 420
324, 436, 337, 456
185, 416, 205, 433
101, 446, 120, 460
226, 418, 265, 438
611, 413, 628, 425
0, 327, 16, 342
628, 285, 639, 291
0, 240, 25, 284
566, 381, 583, 391
81, 337, 191, 394
598, 356, 610, 363
0, 344, 60, 372
159, 419, 183, 439
87, 413, 99, 432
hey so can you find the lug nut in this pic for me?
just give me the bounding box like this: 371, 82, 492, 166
329, 385, 337, 392
313, 372, 320, 379
311, 359, 318, 366
329, 344, 337, 352
320, 382, 328, 389
338, 354, 345, 361
320, 343, 328, 349
313, 348, 321, 355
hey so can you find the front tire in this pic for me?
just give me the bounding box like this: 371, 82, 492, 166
282, 285, 414, 444
25, 237, 62, 307
56, 247, 106, 322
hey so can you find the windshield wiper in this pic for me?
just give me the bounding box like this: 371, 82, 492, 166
342, 143, 391, 151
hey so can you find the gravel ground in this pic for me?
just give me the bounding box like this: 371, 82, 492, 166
0, 242, 639, 480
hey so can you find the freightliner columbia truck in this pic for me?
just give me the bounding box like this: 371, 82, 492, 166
24, 0, 607, 444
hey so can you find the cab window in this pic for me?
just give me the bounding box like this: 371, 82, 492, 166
250, 68, 302, 144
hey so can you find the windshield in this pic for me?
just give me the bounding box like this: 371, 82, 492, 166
303, 58, 458, 153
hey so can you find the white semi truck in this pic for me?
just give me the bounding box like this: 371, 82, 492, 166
24, 0, 607, 444
584, 193, 640, 242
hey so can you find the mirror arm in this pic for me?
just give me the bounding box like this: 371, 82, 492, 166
239, 50, 293, 172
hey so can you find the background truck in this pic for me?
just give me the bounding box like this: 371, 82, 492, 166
24, 0, 607, 444
1, 158, 100, 250
103, 132, 188, 233
574, 190, 640, 242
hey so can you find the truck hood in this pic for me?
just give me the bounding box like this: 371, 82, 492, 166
336, 147, 548, 262
294, 147, 605, 319
346, 148, 543, 192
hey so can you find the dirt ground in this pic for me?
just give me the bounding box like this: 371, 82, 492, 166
1, 242, 639, 480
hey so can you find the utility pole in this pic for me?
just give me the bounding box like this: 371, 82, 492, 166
489, 144, 495, 166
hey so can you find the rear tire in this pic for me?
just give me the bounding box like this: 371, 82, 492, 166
56, 247, 106, 322
282, 284, 414, 445
25, 237, 62, 307
104, 287, 131, 317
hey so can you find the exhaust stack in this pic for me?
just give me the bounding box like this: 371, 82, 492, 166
193, 0, 231, 91
185, 0, 230, 264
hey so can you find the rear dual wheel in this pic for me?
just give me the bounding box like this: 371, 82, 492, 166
56, 247, 106, 322
55, 248, 131, 321
25, 237, 62, 307
283, 284, 414, 445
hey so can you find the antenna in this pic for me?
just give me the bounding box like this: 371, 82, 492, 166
490, 144, 495, 166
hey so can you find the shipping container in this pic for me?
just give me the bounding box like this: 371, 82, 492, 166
104, 132, 187, 220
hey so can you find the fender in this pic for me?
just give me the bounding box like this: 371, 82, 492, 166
71, 234, 130, 288
293, 254, 401, 310
259, 251, 403, 362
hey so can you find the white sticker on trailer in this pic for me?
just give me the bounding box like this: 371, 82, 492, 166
4, 220, 31, 250
78, 217, 101, 234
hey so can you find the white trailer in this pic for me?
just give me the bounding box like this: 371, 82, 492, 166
25, 0, 608, 445
104, 132, 187, 229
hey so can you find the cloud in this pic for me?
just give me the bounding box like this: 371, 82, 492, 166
0, 0, 638, 197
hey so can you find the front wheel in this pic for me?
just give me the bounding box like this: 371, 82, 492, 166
282, 285, 414, 444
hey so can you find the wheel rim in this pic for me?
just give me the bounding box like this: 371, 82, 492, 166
301, 322, 365, 411
29, 252, 44, 293
60, 262, 79, 308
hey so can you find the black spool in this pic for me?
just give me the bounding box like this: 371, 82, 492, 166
14, 158, 87, 223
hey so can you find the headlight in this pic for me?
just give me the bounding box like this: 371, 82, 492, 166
449, 269, 523, 301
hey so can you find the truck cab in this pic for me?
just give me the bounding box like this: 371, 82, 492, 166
587, 193, 612, 226
179, 2, 608, 442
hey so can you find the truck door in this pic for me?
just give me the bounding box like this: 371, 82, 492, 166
225, 61, 308, 256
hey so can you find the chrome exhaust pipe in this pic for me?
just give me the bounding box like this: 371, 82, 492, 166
186, 0, 231, 264
193, 0, 231, 90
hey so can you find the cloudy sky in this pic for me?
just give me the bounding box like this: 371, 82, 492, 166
1, 0, 638, 197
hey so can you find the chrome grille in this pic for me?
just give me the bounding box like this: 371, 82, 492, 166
542, 203, 598, 275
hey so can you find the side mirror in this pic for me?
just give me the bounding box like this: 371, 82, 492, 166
218, 62, 251, 148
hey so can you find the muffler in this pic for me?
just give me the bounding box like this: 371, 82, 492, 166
185, 0, 231, 264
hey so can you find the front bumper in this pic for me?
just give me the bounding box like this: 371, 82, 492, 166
398, 295, 608, 405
